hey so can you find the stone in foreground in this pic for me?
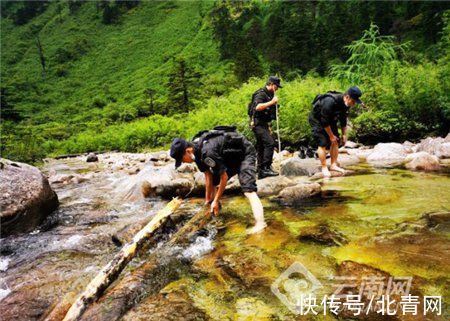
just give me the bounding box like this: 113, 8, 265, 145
0, 158, 59, 237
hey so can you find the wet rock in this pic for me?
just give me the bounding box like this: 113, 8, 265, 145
423, 211, 450, 228
281, 155, 360, 177
176, 163, 197, 173
280, 158, 320, 176
336, 260, 420, 320
234, 297, 274, 320
71, 173, 89, 184
111, 165, 124, 171
310, 169, 355, 180
346, 147, 374, 160
86, 153, 98, 162
404, 152, 441, 171
280, 150, 292, 157
338, 146, 349, 154
49, 173, 74, 184
150, 151, 171, 162
257, 176, 295, 197
225, 175, 242, 194
218, 247, 278, 287
0, 159, 59, 237
340, 154, 360, 167
122, 292, 209, 321
366, 143, 410, 166
345, 140, 360, 149
403, 140, 415, 148
126, 167, 140, 175
416, 135, 450, 158
298, 223, 347, 246
276, 182, 321, 205
139, 164, 195, 199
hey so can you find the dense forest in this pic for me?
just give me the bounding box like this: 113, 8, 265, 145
1, 0, 449, 163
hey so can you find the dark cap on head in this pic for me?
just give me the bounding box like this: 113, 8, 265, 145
170, 138, 188, 168
268, 76, 282, 88
346, 86, 363, 104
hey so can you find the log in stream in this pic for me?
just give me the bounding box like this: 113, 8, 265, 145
42, 199, 212, 321
46, 198, 182, 321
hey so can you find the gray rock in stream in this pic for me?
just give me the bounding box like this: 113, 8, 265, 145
366, 142, 411, 166
275, 182, 321, 205
280, 155, 360, 177
257, 176, 296, 197
280, 157, 320, 176
86, 152, 98, 162
0, 158, 59, 237
416, 135, 450, 158
404, 152, 441, 171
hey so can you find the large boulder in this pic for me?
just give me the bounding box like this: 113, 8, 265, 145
416, 135, 450, 158
0, 159, 59, 237
140, 164, 195, 199
281, 155, 360, 177
404, 152, 441, 171
257, 176, 296, 197
346, 148, 374, 160
276, 182, 321, 205
280, 158, 321, 176
366, 143, 410, 166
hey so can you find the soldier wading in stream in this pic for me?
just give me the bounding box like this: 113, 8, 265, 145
170, 126, 267, 234
308, 86, 364, 177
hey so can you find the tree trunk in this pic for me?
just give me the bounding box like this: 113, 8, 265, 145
77, 208, 211, 321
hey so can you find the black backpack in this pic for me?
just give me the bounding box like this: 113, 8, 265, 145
311, 91, 341, 120
192, 126, 245, 163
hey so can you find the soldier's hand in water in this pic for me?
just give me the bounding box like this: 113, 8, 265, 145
210, 200, 220, 216
271, 96, 279, 105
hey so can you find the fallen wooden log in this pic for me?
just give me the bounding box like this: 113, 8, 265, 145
59, 198, 182, 321
77, 208, 212, 321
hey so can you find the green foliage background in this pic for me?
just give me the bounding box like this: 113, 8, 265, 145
1, 1, 449, 163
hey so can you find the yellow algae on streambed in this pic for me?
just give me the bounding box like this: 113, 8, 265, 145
172, 168, 449, 320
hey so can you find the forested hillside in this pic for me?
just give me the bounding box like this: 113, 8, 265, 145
1, 0, 449, 163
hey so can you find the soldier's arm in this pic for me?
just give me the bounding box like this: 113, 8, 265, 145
204, 170, 214, 204
255, 93, 278, 111
211, 171, 228, 215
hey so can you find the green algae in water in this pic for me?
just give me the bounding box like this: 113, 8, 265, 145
107, 167, 449, 320
176, 168, 450, 320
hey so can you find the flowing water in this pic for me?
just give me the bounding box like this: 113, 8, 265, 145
0, 158, 449, 320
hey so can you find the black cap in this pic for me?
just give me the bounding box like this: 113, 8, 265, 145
268, 76, 282, 88
170, 138, 188, 168
346, 86, 363, 104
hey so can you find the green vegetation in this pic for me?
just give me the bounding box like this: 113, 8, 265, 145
1, 1, 449, 163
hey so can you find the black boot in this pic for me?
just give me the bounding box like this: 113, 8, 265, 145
258, 166, 279, 179
266, 166, 279, 176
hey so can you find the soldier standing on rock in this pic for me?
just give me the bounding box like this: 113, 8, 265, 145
170, 126, 267, 234
248, 76, 282, 179
308, 86, 363, 177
